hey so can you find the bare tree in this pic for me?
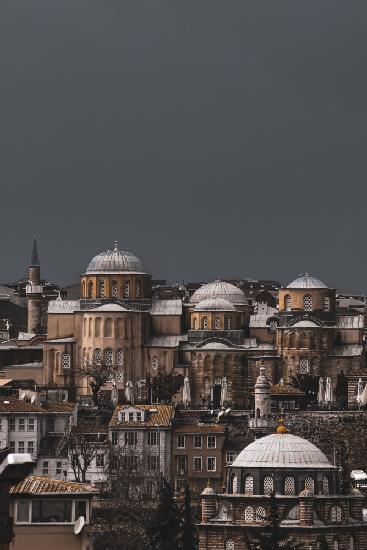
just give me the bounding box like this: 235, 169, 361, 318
75, 359, 115, 407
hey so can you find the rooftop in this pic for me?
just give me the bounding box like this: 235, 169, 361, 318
287, 274, 328, 289
85, 243, 145, 274
10, 476, 98, 495
190, 280, 247, 305
110, 404, 174, 428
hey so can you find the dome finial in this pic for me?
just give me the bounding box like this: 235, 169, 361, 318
114, 240, 118, 251
277, 414, 288, 434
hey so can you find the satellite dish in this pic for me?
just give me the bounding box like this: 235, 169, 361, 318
20, 392, 25, 400
31, 395, 36, 404
74, 516, 85, 535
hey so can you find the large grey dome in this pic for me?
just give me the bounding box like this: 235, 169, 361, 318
85, 243, 145, 274
232, 433, 334, 469
287, 275, 327, 289
194, 298, 236, 312
190, 281, 246, 305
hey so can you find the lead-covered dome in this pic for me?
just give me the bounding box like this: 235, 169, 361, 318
287, 274, 327, 289
194, 298, 236, 312
232, 433, 334, 469
190, 280, 246, 305
85, 243, 145, 274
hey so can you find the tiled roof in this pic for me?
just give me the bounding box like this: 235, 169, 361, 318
173, 423, 225, 434
43, 402, 76, 413
150, 299, 182, 316
271, 384, 305, 396
0, 397, 44, 413
145, 335, 187, 348
10, 476, 98, 495
110, 404, 174, 428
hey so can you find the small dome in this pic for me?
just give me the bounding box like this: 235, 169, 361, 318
232, 433, 334, 469
91, 304, 129, 312
291, 320, 320, 328
287, 275, 327, 289
190, 281, 246, 305
194, 298, 235, 312
85, 243, 145, 274
199, 341, 231, 350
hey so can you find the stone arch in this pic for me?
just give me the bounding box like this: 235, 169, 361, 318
115, 318, 124, 337
95, 317, 102, 337
104, 317, 113, 337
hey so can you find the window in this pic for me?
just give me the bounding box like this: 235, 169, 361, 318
214, 317, 220, 330
105, 348, 113, 366
32, 499, 72, 523
177, 456, 187, 472
28, 418, 35, 431
263, 476, 273, 495
88, 281, 93, 298
227, 318, 232, 330
17, 500, 30, 522
96, 454, 104, 467
207, 457, 216, 472
112, 432, 118, 445
122, 455, 138, 470
284, 476, 295, 495
47, 418, 55, 432
62, 353, 71, 369
177, 435, 185, 449
244, 475, 254, 495
125, 432, 138, 446
225, 540, 235, 550
18, 418, 25, 431
304, 476, 315, 492
117, 349, 124, 367
299, 357, 309, 374
124, 282, 130, 298
129, 412, 134, 421
18, 441, 25, 453
135, 283, 140, 298
269, 319, 277, 330
202, 317, 208, 330
193, 317, 198, 330
256, 506, 266, 523
9, 418, 15, 431
56, 461, 62, 475
152, 356, 159, 372
147, 455, 159, 470
323, 476, 329, 495
226, 452, 238, 464
27, 441, 34, 454
97, 280, 105, 297
232, 475, 238, 494
94, 348, 102, 365
330, 506, 342, 523
207, 435, 216, 449
111, 281, 118, 298
104, 318, 113, 337
42, 461, 49, 475
244, 506, 254, 522
75, 500, 87, 521
285, 294, 292, 311
303, 294, 313, 311
323, 296, 330, 311
147, 431, 158, 446
193, 457, 202, 471
193, 435, 202, 448
175, 479, 186, 493
9, 441, 15, 452
136, 412, 142, 422
120, 412, 126, 422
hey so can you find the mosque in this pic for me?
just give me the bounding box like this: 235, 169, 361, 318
33, 241, 365, 407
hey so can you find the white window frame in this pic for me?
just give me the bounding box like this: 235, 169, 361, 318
15, 499, 90, 525
177, 435, 185, 449
194, 435, 202, 449
207, 457, 216, 472
18, 418, 25, 431
193, 456, 202, 472
27, 418, 35, 431
207, 435, 216, 449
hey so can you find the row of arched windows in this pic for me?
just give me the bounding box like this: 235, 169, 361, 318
83, 317, 130, 338
244, 506, 266, 523
284, 294, 330, 312
192, 317, 233, 330
232, 474, 329, 495
82, 347, 124, 367
85, 280, 140, 299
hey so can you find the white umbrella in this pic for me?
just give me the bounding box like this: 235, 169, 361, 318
325, 377, 333, 404
182, 376, 191, 408
317, 377, 324, 404
357, 378, 364, 405
125, 380, 133, 403
111, 379, 118, 405
220, 377, 228, 406
360, 383, 367, 407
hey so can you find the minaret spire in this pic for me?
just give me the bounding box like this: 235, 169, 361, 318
30, 235, 40, 267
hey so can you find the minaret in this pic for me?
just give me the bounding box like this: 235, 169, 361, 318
26, 237, 43, 334
249, 361, 277, 436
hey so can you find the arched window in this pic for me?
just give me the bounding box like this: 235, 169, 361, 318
323, 296, 330, 311
215, 317, 220, 330
269, 319, 277, 330
98, 280, 105, 298
94, 348, 102, 365
225, 540, 235, 550
105, 348, 113, 366
202, 317, 208, 330
263, 476, 273, 495
284, 476, 295, 495
330, 506, 342, 523
303, 294, 313, 311
304, 477, 315, 492
299, 357, 309, 374
232, 474, 238, 494
111, 281, 118, 298
95, 317, 101, 337
285, 294, 292, 311
244, 475, 254, 495
244, 506, 254, 522
193, 317, 198, 330
117, 349, 124, 367
289, 332, 296, 348
124, 282, 130, 298
135, 283, 140, 298
88, 281, 93, 298
322, 476, 329, 495
227, 317, 232, 330
116, 318, 124, 337
82, 281, 86, 298
256, 506, 266, 522
105, 318, 113, 337
62, 353, 71, 369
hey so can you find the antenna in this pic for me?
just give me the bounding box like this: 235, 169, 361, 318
74, 516, 85, 535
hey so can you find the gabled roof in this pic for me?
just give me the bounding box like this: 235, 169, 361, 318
48, 300, 80, 314
150, 300, 182, 316
10, 476, 98, 495
110, 404, 174, 428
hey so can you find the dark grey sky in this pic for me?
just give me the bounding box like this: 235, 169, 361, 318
1, 1, 367, 291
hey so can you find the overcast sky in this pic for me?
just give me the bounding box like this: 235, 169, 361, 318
1, 1, 367, 292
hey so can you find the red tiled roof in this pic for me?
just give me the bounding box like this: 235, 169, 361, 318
9, 476, 98, 495
271, 384, 305, 396
110, 404, 174, 428
43, 402, 76, 413
0, 396, 44, 413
